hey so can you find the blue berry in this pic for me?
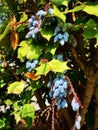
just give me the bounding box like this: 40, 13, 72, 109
57, 103, 61, 109
48, 8, 54, 15
54, 35, 59, 42
54, 26, 61, 35
61, 99, 68, 108
37, 10, 46, 17
60, 39, 65, 46
33, 60, 38, 65
58, 33, 63, 39
57, 54, 63, 61
53, 89, 59, 98
59, 85, 65, 93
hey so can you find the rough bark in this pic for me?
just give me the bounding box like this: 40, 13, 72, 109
80, 70, 96, 127
34, 90, 46, 109
93, 87, 98, 130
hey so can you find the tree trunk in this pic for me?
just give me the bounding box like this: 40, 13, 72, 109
80, 72, 96, 127
93, 87, 98, 130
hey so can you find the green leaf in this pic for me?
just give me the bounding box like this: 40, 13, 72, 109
24, 117, 32, 129
36, 62, 50, 75
53, 0, 64, 6
0, 119, 5, 128
46, 42, 58, 55
83, 19, 98, 39
14, 113, 21, 124
18, 40, 42, 61
5, 99, 12, 106
36, 59, 70, 75
17, 13, 28, 32
7, 80, 26, 94
83, 4, 98, 17
53, 5, 66, 23
49, 59, 70, 72
14, 102, 20, 111
19, 13, 28, 22
65, 5, 85, 14
21, 104, 35, 118
41, 27, 53, 41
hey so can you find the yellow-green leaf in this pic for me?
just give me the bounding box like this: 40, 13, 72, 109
7, 81, 26, 94
83, 4, 98, 17
21, 104, 35, 118
49, 59, 70, 73
53, 5, 66, 23
35, 59, 70, 75
36, 62, 50, 75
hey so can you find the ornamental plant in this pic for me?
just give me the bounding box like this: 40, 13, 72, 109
0, 0, 98, 130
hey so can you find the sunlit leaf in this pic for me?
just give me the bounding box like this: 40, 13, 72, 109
18, 40, 42, 61
35, 62, 50, 75
41, 28, 53, 41
19, 13, 28, 22
7, 81, 26, 94
53, 5, 66, 23
5, 99, 12, 106
49, 59, 70, 73
65, 5, 85, 14
21, 104, 35, 118
36, 59, 70, 75
14, 113, 21, 124
83, 4, 98, 17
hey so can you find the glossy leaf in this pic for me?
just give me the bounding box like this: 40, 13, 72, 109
49, 59, 70, 72
21, 104, 35, 118
35, 62, 50, 75
14, 113, 21, 124
83, 4, 98, 17
35, 59, 70, 75
53, 0, 64, 6
19, 12, 28, 23
18, 40, 42, 61
83, 19, 98, 39
0, 119, 5, 128
46, 42, 58, 55
41, 28, 53, 41
53, 5, 66, 23
65, 5, 85, 14
7, 81, 26, 94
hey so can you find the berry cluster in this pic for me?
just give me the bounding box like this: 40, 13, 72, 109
48, 75, 69, 109
26, 8, 54, 39
54, 24, 70, 46
26, 60, 38, 72
0, 12, 7, 25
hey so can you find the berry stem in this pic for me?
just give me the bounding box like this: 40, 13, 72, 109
51, 99, 55, 130
65, 76, 83, 108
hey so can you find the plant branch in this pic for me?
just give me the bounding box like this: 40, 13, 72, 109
0, 24, 11, 42
93, 87, 98, 130
80, 68, 97, 127
70, 47, 85, 73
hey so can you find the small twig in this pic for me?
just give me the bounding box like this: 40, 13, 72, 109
65, 75, 83, 108
71, 47, 85, 73
51, 99, 55, 130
